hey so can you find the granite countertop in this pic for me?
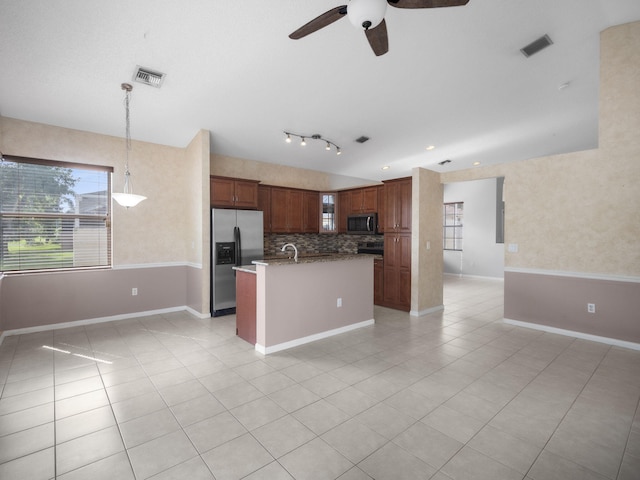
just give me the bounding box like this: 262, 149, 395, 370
252, 253, 376, 266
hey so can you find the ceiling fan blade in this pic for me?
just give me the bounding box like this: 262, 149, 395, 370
388, 0, 469, 8
289, 6, 348, 39
365, 19, 389, 56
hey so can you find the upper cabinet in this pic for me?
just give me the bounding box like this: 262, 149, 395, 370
257, 185, 271, 233
338, 190, 350, 233
384, 177, 412, 233
303, 191, 320, 233
350, 186, 378, 213
210, 176, 259, 209
338, 185, 383, 233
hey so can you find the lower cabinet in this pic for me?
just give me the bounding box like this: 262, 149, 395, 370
374, 258, 384, 305
382, 233, 411, 311
235, 271, 257, 345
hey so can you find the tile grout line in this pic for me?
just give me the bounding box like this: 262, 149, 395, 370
614, 367, 640, 480
521, 340, 613, 480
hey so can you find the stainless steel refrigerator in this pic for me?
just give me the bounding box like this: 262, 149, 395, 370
211, 208, 264, 317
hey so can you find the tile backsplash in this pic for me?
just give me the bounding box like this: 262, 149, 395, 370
264, 233, 381, 256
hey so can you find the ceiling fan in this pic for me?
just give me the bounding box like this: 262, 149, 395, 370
289, 0, 470, 56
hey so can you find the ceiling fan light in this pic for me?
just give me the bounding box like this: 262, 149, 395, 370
348, 0, 387, 29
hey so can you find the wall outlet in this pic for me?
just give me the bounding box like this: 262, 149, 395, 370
337, 298, 342, 308
587, 303, 595, 313
508, 243, 519, 253
132, 288, 138, 296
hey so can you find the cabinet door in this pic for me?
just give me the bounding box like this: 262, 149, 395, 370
303, 191, 319, 233
398, 233, 411, 269
383, 232, 411, 311
376, 185, 385, 233
234, 180, 259, 209
210, 177, 236, 207
338, 190, 350, 233
361, 187, 378, 213
258, 185, 271, 233
374, 259, 384, 305
384, 182, 399, 231
383, 178, 412, 232
350, 189, 363, 213
397, 179, 412, 232
270, 187, 290, 233
288, 190, 304, 232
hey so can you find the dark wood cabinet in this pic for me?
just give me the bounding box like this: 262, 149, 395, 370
374, 258, 384, 305
236, 270, 256, 345
377, 185, 385, 233
210, 176, 259, 209
384, 177, 411, 233
338, 190, 350, 233
303, 191, 319, 233
270, 187, 305, 233
350, 186, 378, 213
383, 233, 411, 311
257, 185, 271, 233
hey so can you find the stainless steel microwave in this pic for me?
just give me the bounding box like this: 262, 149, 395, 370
347, 213, 378, 235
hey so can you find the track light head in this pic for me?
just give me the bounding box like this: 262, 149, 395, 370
283, 131, 341, 155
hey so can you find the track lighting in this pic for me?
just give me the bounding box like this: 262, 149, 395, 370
283, 131, 342, 155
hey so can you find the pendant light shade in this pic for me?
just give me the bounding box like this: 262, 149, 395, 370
113, 83, 147, 208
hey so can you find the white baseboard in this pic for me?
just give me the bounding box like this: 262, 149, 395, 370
410, 305, 445, 317
444, 272, 504, 281
1, 306, 207, 339
503, 318, 640, 351
255, 319, 375, 355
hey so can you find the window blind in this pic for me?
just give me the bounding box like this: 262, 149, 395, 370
0, 156, 112, 272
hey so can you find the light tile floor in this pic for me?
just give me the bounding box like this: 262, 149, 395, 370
0, 276, 639, 479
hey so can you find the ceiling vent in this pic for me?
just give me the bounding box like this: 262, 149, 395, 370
520, 34, 553, 57
355, 136, 370, 143
438, 159, 452, 166
133, 66, 166, 88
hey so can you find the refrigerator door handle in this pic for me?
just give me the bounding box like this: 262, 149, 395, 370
234, 226, 241, 267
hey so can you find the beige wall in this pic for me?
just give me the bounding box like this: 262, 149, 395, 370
441, 21, 640, 277
0, 118, 211, 330
1, 117, 192, 266
211, 153, 379, 191
411, 167, 444, 315
441, 21, 640, 345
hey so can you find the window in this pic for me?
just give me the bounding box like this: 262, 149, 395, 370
0, 155, 112, 273
321, 193, 336, 233
443, 202, 463, 251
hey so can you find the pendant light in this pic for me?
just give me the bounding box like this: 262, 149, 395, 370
112, 83, 147, 208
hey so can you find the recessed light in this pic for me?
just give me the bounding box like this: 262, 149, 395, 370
426, 145, 435, 151
473, 161, 481, 166
381, 165, 390, 170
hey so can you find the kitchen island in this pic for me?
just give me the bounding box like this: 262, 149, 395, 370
234, 254, 374, 354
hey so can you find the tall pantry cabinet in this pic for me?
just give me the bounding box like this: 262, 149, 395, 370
382, 177, 411, 311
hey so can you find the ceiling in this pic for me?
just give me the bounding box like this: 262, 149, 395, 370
1, 1, 640, 183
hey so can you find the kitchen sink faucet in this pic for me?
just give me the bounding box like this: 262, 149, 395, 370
281, 243, 298, 263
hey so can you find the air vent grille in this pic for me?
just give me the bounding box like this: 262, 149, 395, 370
520, 34, 553, 57
133, 66, 166, 88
